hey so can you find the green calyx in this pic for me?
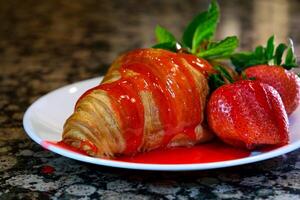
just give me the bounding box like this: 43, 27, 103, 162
208, 65, 234, 91
231, 35, 298, 72
208, 66, 256, 91
152, 0, 239, 61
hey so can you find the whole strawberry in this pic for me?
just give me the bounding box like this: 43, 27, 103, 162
207, 80, 289, 149
231, 36, 300, 114
245, 65, 300, 114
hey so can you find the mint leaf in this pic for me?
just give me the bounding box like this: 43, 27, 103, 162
274, 43, 287, 65
152, 42, 178, 52
182, 11, 207, 49
152, 1, 239, 61
155, 25, 176, 43
265, 35, 274, 60
197, 36, 238, 59
191, 1, 219, 53
182, 1, 219, 49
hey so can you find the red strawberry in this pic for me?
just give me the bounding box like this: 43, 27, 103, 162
207, 80, 289, 149
244, 65, 300, 114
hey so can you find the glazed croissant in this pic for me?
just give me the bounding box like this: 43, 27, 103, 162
62, 48, 214, 158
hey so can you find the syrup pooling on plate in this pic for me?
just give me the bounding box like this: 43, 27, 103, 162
116, 141, 251, 164
43, 140, 252, 164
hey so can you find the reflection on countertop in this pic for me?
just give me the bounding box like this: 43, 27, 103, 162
0, 0, 300, 199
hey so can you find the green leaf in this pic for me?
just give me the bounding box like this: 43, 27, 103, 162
274, 43, 287, 65
231, 37, 298, 72
230, 52, 263, 73
283, 47, 298, 70
230, 52, 252, 69
208, 74, 225, 91
230, 38, 269, 71
182, 11, 207, 49
197, 36, 239, 59
265, 35, 275, 60
254, 46, 264, 58
182, 0, 219, 49
245, 57, 267, 66
155, 25, 176, 43
208, 65, 234, 91
214, 65, 234, 83
252, 45, 268, 64
191, 1, 219, 53
152, 42, 178, 52
285, 47, 294, 64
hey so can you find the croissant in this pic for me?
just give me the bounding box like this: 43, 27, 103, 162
62, 48, 214, 158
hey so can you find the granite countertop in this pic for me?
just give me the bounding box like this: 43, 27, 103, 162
1, 0, 300, 199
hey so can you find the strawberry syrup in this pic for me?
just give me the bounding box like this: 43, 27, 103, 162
42, 140, 252, 164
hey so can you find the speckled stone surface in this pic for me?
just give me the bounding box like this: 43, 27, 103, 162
1, 0, 300, 199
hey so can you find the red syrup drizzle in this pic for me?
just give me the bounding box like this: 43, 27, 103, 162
177, 53, 215, 78
119, 50, 207, 146
99, 77, 145, 154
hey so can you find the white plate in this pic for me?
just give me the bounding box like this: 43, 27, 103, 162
23, 77, 300, 171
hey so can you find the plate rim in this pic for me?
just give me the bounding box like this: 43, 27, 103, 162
23, 77, 300, 171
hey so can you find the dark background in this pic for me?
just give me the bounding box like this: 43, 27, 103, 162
1, 0, 300, 199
